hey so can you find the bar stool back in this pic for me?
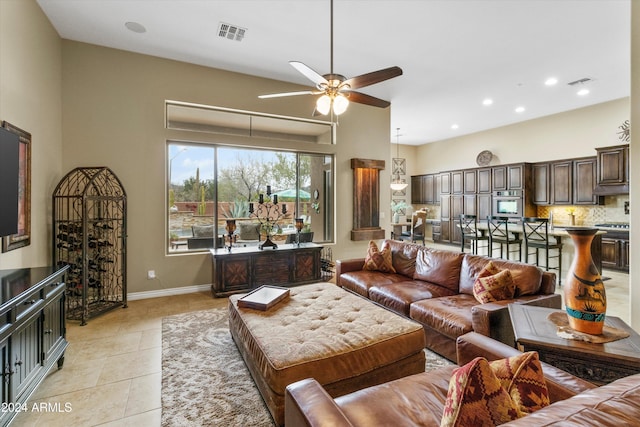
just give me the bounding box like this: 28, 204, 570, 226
522, 217, 563, 284
487, 216, 522, 261
459, 214, 489, 255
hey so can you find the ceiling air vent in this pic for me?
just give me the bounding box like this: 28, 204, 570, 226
567, 77, 592, 86
218, 22, 246, 42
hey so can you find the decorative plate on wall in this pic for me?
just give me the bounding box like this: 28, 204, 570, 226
476, 150, 493, 166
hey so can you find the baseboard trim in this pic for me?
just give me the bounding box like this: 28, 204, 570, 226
128, 284, 211, 301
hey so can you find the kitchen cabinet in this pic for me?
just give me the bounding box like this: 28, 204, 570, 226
410, 174, 436, 204
532, 163, 550, 204
492, 163, 525, 191
464, 170, 477, 194
451, 170, 464, 194
551, 160, 573, 204
477, 168, 491, 194
601, 230, 629, 272
0, 266, 69, 427
594, 144, 629, 195
533, 157, 602, 206
573, 157, 603, 205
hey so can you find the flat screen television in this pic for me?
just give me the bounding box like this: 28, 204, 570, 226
0, 126, 19, 237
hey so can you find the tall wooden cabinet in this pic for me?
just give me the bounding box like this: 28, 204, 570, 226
533, 157, 603, 205
0, 266, 68, 426
594, 144, 629, 195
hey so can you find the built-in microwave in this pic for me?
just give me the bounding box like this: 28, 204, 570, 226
492, 190, 523, 218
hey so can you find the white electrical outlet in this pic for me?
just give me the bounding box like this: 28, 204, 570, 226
147, 270, 156, 279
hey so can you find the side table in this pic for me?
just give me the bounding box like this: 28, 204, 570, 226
508, 303, 640, 385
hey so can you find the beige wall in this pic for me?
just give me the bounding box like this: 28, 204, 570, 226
61, 40, 391, 294
411, 98, 628, 175
0, 0, 62, 270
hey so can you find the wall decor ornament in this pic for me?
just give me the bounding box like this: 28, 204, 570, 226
1, 121, 31, 252
617, 119, 630, 143
392, 158, 406, 175
564, 227, 606, 335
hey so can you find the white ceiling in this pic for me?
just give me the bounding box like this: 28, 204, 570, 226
36, 0, 630, 145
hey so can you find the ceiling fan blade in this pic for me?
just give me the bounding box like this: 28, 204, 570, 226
259, 90, 319, 99
290, 61, 329, 87
343, 66, 403, 90
345, 91, 391, 108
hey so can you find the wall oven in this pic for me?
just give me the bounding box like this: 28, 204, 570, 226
492, 190, 523, 218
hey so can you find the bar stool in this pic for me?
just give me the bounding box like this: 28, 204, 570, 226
459, 214, 489, 255
522, 217, 563, 284
486, 216, 522, 261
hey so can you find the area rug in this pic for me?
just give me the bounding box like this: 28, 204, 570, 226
161, 307, 454, 426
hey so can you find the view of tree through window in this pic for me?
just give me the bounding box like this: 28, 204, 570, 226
168, 143, 333, 252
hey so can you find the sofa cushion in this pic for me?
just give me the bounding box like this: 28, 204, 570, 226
340, 271, 407, 298
410, 294, 476, 340
363, 240, 396, 273
441, 357, 522, 427
386, 239, 420, 277
459, 255, 543, 297
369, 280, 457, 317
413, 248, 464, 292
473, 262, 516, 303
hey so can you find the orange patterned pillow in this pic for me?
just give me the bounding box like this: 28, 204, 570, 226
473, 262, 515, 303
363, 240, 396, 273
440, 357, 522, 427
490, 352, 550, 414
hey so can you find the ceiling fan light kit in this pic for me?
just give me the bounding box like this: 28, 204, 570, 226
259, 0, 402, 117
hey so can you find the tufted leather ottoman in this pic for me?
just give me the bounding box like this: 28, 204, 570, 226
228, 282, 426, 426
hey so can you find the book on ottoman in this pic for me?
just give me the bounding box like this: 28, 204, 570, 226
237, 285, 290, 310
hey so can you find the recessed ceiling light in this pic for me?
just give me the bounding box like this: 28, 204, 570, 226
577, 88, 590, 96
482, 98, 493, 106
451, 124, 459, 130
545, 77, 558, 86
125, 21, 146, 33
515, 106, 526, 113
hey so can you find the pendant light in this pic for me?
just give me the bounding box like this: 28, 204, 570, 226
390, 128, 408, 191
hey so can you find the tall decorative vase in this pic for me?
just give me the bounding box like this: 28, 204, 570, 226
564, 227, 606, 335
393, 212, 400, 224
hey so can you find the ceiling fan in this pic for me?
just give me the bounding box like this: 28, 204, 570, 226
259, 0, 403, 116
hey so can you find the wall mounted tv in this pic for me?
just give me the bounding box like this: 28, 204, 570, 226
0, 126, 19, 237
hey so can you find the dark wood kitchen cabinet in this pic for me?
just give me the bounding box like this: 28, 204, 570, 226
0, 266, 69, 427
210, 244, 322, 297
492, 163, 525, 191
573, 157, 603, 205
601, 230, 629, 272
533, 157, 602, 206
411, 174, 436, 204
594, 144, 629, 195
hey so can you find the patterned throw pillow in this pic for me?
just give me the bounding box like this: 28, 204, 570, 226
440, 357, 522, 427
363, 240, 396, 273
441, 352, 549, 427
473, 262, 515, 303
490, 352, 550, 414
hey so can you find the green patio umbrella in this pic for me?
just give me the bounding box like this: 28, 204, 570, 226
272, 189, 311, 200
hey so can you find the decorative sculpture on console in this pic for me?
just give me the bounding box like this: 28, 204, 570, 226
249, 185, 287, 250
225, 219, 236, 252
294, 217, 304, 247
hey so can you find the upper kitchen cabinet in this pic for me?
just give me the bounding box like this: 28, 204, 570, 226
492, 163, 525, 191
594, 144, 629, 195
574, 157, 604, 205
533, 157, 603, 206
411, 174, 437, 204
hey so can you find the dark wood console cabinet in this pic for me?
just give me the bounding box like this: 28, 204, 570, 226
0, 266, 68, 426
210, 244, 322, 297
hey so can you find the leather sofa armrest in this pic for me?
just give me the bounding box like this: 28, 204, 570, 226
335, 259, 365, 286
456, 333, 597, 403
285, 379, 355, 427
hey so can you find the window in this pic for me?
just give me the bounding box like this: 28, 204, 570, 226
167, 143, 334, 253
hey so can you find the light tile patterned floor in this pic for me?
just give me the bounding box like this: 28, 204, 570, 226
13, 261, 630, 426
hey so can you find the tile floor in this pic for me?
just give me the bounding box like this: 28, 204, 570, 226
13, 265, 630, 426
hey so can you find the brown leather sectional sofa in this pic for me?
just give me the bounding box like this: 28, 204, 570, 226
285, 332, 640, 426
337, 239, 561, 361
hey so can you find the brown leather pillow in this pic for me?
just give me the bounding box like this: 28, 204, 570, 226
413, 248, 463, 292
